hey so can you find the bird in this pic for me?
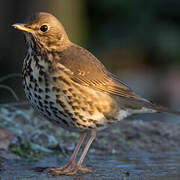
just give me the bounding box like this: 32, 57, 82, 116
12, 12, 180, 176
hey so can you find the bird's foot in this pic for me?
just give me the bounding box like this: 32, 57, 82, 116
47, 164, 92, 176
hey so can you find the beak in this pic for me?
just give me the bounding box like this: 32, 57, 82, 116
12, 23, 33, 32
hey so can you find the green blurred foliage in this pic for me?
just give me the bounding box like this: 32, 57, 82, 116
87, 0, 180, 66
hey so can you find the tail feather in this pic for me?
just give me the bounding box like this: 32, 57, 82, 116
118, 97, 180, 115
152, 105, 180, 115
134, 98, 180, 115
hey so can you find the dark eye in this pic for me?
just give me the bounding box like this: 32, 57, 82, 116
40, 25, 48, 32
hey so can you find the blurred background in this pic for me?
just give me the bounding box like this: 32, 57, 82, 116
1, 0, 180, 110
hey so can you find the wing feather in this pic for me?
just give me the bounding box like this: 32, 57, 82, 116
59, 44, 143, 100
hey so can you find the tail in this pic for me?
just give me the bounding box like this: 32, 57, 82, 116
119, 97, 180, 115
132, 98, 180, 115
151, 104, 180, 115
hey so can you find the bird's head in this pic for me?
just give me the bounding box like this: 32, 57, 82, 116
12, 12, 71, 51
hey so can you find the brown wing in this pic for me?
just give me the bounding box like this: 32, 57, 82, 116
56, 44, 180, 115
59, 44, 143, 100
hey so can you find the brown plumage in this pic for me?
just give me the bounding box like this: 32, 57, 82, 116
12, 12, 180, 176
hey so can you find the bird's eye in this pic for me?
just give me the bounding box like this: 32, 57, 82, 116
40, 25, 48, 32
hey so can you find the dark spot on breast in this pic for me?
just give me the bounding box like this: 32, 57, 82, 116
38, 106, 44, 112
72, 117, 77, 121
57, 34, 62, 41
68, 88, 73, 92
76, 122, 81, 126
72, 93, 77, 97
29, 75, 33, 81
33, 54, 40, 62
78, 115, 84, 119
45, 95, 50, 99
54, 115, 69, 127
53, 77, 57, 82
81, 107, 87, 111
62, 90, 67, 94
88, 111, 94, 115
96, 124, 104, 128
45, 88, 50, 93
88, 119, 97, 123
56, 100, 66, 109
81, 125, 87, 128
57, 76, 71, 86
107, 121, 113, 124
71, 106, 77, 110
38, 77, 42, 82
81, 119, 87, 123
61, 119, 69, 127
39, 101, 43, 107
44, 105, 49, 109
57, 110, 67, 117
73, 99, 80, 104
49, 101, 54, 105
44, 100, 48, 104
62, 119, 69, 127
56, 94, 60, 98
52, 87, 60, 92
44, 77, 48, 83
26, 86, 30, 91
88, 126, 93, 129
65, 110, 73, 117
45, 82, 49, 86
46, 110, 51, 116
67, 96, 72, 100
34, 86, 38, 92
74, 112, 79, 116
29, 83, 32, 89
52, 87, 56, 91
39, 70, 44, 76
51, 106, 58, 111
38, 88, 43, 93
52, 110, 58, 114
56, 88, 60, 92
96, 107, 102, 113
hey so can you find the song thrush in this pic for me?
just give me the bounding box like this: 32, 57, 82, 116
12, 12, 180, 176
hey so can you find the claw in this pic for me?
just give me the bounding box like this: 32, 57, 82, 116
78, 166, 92, 173
47, 165, 92, 176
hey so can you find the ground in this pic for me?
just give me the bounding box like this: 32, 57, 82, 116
0, 104, 180, 159
0, 105, 180, 179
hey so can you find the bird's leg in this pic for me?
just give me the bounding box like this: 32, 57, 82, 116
47, 131, 87, 175
61, 131, 88, 170
64, 130, 96, 176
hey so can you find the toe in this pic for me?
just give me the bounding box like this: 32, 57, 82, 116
47, 168, 66, 176
47, 165, 92, 176
78, 166, 93, 173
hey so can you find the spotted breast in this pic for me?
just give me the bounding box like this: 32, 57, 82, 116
22, 45, 124, 132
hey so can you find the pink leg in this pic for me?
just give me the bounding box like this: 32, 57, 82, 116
63, 130, 97, 175
63, 131, 87, 168
48, 131, 87, 175
77, 130, 96, 167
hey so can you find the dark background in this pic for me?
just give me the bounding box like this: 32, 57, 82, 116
1, 0, 180, 110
